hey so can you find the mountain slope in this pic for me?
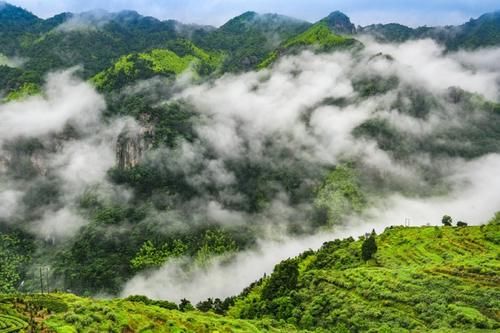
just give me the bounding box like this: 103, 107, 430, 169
91, 39, 223, 91
320, 11, 356, 34
229, 219, 500, 332
1, 222, 498, 332
361, 11, 500, 50
192, 11, 311, 71
258, 21, 361, 68
0, 293, 300, 332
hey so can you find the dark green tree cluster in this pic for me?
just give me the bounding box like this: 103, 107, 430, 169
361, 230, 377, 261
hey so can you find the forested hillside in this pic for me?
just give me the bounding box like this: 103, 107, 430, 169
230, 219, 500, 332
1, 220, 498, 332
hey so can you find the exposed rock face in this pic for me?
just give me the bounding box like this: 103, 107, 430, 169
116, 124, 152, 170
322, 11, 356, 35
0, 139, 48, 178
0, 155, 8, 173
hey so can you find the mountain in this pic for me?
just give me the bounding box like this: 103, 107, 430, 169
360, 10, 500, 49
192, 11, 311, 71
258, 13, 361, 68
358, 23, 416, 43
1, 222, 498, 332
321, 11, 356, 34
0, 5, 213, 81
0, 2, 39, 27
1, 4, 500, 332
230, 220, 500, 332
92, 39, 223, 91
0, 293, 300, 332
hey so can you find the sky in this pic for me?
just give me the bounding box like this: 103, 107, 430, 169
6, 0, 500, 27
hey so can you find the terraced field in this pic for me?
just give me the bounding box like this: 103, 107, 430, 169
0, 293, 299, 333
0, 314, 27, 333
231, 221, 500, 332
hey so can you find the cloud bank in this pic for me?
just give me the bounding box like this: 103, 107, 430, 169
0, 70, 135, 240
121, 39, 500, 302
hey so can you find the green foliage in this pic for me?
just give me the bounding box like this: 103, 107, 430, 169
231, 223, 500, 332
261, 259, 299, 300
442, 215, 453, 226
179, 298, 194, 312
92, 40, 222, 92
0, 293, 296, 332
314, 165, 366, 225
258, 22, 361, 68
353, 89, 500, 165
125, 295, 178, 310
193, 11, 310, 72
361, 12, 500, 50
0, 232, 33, 294
282, 22, 356, 50
195, 229, 238, 265
360, 23, 415, 42
4, 82, 40, 101
130, 240, 187, 271
0, 314, 28, 333
361, 232, 378, 260
353, 75, 399, 97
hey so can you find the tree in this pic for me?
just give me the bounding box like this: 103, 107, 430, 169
179, 298, 194, 312
262, 259, 299, 300
361, 233, 377, 261
442, 215, 453, 226
456, 221, 468, 227
196, 298, 214, 312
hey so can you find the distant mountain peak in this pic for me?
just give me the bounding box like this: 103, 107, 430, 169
221, 11, 309, 33
0, 1, 39, 24
321, 10, 356, 34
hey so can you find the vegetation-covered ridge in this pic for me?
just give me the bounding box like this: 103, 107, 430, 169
92, 39, 223, 91
1, 221, 498, 332
0, 293, 299, 332
229, 217, 500, 332
258, 22, 360, 69
1, 3, 499, 96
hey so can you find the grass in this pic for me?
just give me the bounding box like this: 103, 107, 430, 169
0, 223, 497, 332
0, 293, 300, 332
0, 314, 27, 333
230, 222, 500, 332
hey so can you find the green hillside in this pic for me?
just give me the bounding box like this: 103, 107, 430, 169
1, 221, 498, 332
92, 40, 223, 91
361, 11, 500, 50
192, 11, 311, 71
229, 218, 500, 332
0, 293, 298, 333
258, 22, 360, 69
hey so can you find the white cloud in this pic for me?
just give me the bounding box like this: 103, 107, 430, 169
122, 39, 500, 302
0, 70, 136, 239
0, 69, 105, 143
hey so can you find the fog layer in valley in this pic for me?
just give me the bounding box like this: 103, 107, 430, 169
1, 37, 499, 301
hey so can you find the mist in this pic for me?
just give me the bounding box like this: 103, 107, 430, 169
121, 152, 500, 303
120, 38, 500, 302
0, 69, 135, 240
1, 30, 498, 301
